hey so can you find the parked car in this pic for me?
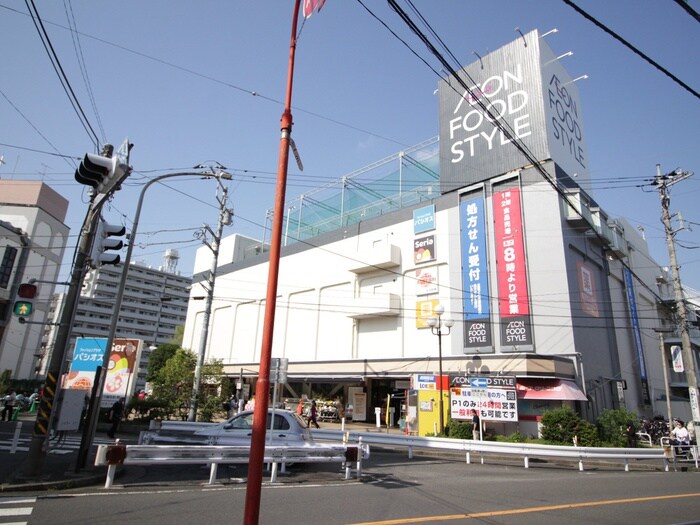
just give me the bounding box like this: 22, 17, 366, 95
194, 409, 313, 446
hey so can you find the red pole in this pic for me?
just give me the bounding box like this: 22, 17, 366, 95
243, 1, 301, 523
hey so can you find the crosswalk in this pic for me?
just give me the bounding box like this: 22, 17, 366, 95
0, 496, 36, 525
0, 434, 120, 455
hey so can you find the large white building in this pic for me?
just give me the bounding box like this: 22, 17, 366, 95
44, 253, 191, 392
0, 181, 69, 380
183, 30, 698, 434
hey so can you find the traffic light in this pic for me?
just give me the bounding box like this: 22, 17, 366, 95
13, 282, 37, 318
74, 153, 128, 194
91, 218, 126, 266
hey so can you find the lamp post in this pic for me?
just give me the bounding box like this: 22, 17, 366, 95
427, 304, 454, 435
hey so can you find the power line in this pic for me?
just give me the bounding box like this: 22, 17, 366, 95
561, 0, 699, 100
672, 0, 700, 23
24, 0, 100, 148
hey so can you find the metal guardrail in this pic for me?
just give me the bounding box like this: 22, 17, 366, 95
311, 429, 681, 472
95, 442, 369, 488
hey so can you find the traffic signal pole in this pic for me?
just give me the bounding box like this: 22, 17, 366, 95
24, 201, 102, 477
25, 144, 131, 477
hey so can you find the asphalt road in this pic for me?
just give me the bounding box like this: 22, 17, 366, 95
5, 451, 699, 525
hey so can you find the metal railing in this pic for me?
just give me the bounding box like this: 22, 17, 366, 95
95, 442, 369, 488
312, 429, 683, 472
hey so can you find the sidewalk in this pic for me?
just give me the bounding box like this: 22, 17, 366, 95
0, 412, 133, 492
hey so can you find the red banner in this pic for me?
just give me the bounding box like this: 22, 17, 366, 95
493, 187, 533, 346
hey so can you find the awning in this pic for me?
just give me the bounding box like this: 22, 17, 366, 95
516, 379, 587, 401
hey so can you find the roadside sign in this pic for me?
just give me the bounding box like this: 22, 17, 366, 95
450, 375, 518, 422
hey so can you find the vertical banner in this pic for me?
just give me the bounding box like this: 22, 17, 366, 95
577, 260, 600, 317
493, 186, 533, 347
101, 338, 143, 407
459, 193, 492, 349
624, 268, 651, 405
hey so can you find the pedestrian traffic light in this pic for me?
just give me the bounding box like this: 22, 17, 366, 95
91, 218, 126, 267
74, 152, 129, 195
13, 282, 37, 318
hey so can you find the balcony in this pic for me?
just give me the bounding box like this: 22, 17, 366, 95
561, 189, 593, 229
348, 293, 401, 319
348, 243, 401, 274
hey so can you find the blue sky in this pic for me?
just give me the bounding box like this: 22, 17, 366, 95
1, 1, 699, 290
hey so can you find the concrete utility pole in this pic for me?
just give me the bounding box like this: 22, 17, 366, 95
655, 164, 700, 424
188, 181, 232, 421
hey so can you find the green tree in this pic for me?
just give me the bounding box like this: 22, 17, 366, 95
147, 349, 227, 421
146, 343, 179, 382
150, 348, 196, 419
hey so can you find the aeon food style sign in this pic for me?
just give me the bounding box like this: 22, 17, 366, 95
438, 29, 589, 191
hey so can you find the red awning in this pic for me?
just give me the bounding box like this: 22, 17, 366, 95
516, 379, 587, 401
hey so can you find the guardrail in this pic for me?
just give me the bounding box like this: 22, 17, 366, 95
95, 442, 369, 488
311, 429, 678, 472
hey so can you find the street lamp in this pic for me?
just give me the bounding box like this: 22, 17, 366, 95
75, 169, 231, 469
427, 304, 454, 435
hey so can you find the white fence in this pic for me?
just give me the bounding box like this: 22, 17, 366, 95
311, 429, 694, 472
95, 442, 369, 488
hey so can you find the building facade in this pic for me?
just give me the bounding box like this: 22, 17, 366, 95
0, 181, 69, 380
183, 30, 698, 434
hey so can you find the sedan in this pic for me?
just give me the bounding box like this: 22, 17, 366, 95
193, 409, 313, 446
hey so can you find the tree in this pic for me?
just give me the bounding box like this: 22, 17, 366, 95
147, 348, 227, 421
146, 343, 179, 382
150, 348, 196, 418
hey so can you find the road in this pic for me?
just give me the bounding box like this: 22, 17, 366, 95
3, 451, 698, 524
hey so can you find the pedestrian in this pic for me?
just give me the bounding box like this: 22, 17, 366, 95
471, 409, 481, 440
296, 399, 304, 416
625, 421, 637, 448
107, 397, 125, 438
2, 391, 16, 421
670, 419, 690, 455
307, 400, 320, 429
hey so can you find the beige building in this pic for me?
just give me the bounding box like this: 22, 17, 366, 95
0, 180, 69, 379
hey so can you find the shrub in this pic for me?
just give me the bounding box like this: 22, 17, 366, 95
596, 408, 638, 447
446, 420, 472, 440
541, 407, 600, 446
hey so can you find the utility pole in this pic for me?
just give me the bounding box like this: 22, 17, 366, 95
655, 164, 700, 424
188, 181, 232, 421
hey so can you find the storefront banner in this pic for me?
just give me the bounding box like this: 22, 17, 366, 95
460, 193, 492, 349
413, 204, 435, 234
415, 267, 438, 296
493, 187, 533, 347
414, 235, 436, 264
415, 299, 439, 329
577, 260, 600, 317
449, 375, 518, 422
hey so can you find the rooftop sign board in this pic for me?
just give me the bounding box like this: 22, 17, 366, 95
438, 29, 589, 192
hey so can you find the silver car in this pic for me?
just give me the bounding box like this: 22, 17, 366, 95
193, 409, 312, 446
